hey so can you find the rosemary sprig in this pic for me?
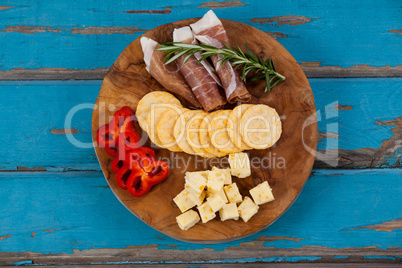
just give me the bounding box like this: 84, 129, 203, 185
157, 42, 285, 92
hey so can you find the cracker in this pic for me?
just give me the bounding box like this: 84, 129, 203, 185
186, 111, 216, 158
147, 103, 183, 147
240, 104, 282, 149
136, 91, 182, 132
199, 113, 227, 157
228, 104, 253, 151
208, 110, 241, 154
174, 110, 200, 155
153, 106, 186, 151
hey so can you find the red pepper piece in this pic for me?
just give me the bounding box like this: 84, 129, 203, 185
117, 129, 141, 160
97, 124, 115, 148
97, 124, 118, 157
109, 107, 136, 144
115, 163, 131, 190
112, 146, 156, 174
126, 156, 169, 197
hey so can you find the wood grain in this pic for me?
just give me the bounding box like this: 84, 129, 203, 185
91, 19, 317, 242
0, 169, 400, 261
0, 0, 400, 72
0, 78, 399, 171
1, 64, 401, 80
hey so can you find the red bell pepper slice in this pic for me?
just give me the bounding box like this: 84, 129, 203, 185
112, 146, 156, 174
115, 163, 131, 190
117, 129, 141, 160
126, 156, 169, 197
96, 124, 118, 157
109, 107, 136, 144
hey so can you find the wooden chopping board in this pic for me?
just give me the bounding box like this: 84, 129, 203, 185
91, 18, 317, 243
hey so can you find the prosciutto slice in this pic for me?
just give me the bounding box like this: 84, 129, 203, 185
173, 27, 226, 112
140, 37, 201, 108
190, 10, 251, 103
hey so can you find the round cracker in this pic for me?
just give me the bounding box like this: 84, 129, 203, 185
146, 103, 182, 148
228, 104, 253, 151
199, 113, 227, 157
186, 111, 216, 158
136, 91, 182, 133
240, 104, 282, 149
157, 107, 188, 152
174, 110, 200, 155
208, 110, 241, 154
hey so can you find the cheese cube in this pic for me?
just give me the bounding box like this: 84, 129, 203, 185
176, 210, 200, 230
212, 167, 232, 185
223, 183, 243, 204
207, 170, 225, 193
173, 189, 197, 213
197, 201, 216, 223
219, 203, 239, 221
207, 194, 225, 212
206, 188, 228, 204
238, 196, 259, 222
249, 181, 275, 205
188, 188, 206, 206
228, 152, 251, 178
185, 171, 207, 195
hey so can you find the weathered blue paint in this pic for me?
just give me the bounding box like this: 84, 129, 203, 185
0, 169, 400, 254
364, 256, 397, 260
12, 260, 33, 266
0, 78, 400, 171
0, 0, 400, 70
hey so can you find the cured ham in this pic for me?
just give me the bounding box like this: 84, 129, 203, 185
190, 10, 251, 103
140, 37, 201, 108
173, 26, 226, 112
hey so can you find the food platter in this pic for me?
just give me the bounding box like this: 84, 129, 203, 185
92, 17, 317, 243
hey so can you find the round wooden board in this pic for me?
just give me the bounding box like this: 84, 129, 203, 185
92, 18, 317, 243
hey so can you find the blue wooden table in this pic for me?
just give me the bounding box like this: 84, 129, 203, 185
0, 0, 401, 266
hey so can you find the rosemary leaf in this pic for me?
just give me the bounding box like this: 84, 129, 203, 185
156, 41, 286, 91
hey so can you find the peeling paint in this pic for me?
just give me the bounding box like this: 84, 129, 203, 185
300, 63, 402, 78
50, 128, 79, 135
43, 228, 61, 233
16, 166, 47, 171
71, 26, 147, 35
123, 7, 172, 14
198, 1, 246, 9
315, 116, 402, 168
334, 104, 353, 111
0, 234, 11, 240
13, 260, 33, 266
1, 65, 400, 81
250, 16, 312, 26
317, 131, 339, 143
1, 245, 401, 265
0, 26, 61, 34
353, 219, 402, 232
0, 6, 14, 11
264, 31, 288, 39
0, 67, 108, 80
389, 30, 401, 35
253, 236, 304, 243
